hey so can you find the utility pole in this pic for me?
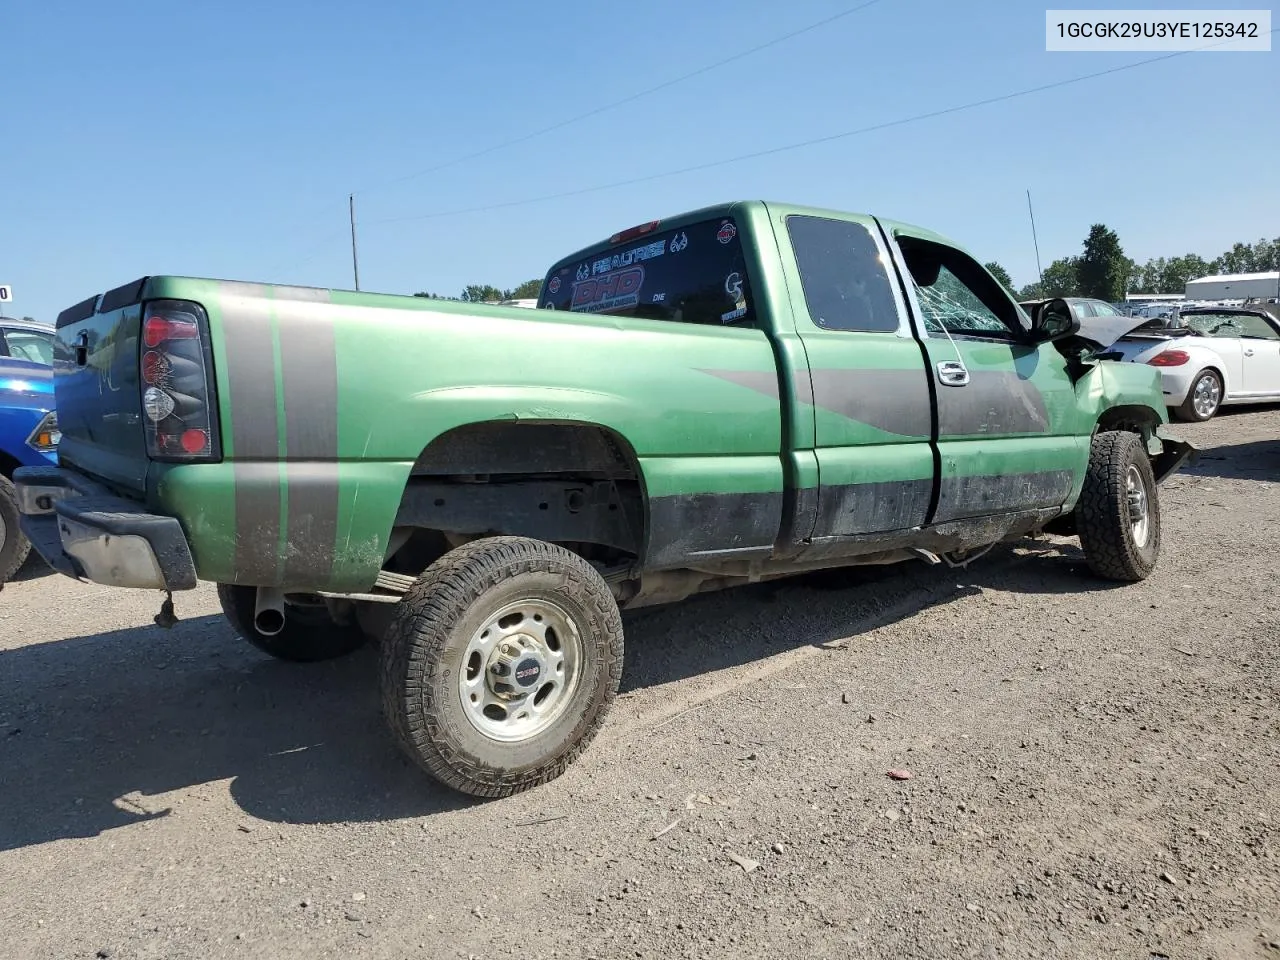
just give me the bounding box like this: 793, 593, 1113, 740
1027, 189, 1044, 286
349, 194, 361, 291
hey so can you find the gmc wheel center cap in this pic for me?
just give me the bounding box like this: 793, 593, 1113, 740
513, 657, 542, 688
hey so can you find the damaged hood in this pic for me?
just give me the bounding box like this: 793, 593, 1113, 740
1073, 314, 1151, 350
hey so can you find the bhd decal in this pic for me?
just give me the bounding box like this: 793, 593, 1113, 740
717, 221, 737, 244
548, 276, 561, 294
571, 266, 645, 314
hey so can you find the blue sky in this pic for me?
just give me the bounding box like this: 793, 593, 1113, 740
2, 0, 1276, 322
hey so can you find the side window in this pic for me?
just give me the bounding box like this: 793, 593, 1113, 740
1091, 301, 1121, 317
1237, 315, 1280, 340
0, 331, 9, 357
1073, 301, 1097, 319
786, 215, 901, 332
897, 237, 1026, 340
4, 332, 54, 364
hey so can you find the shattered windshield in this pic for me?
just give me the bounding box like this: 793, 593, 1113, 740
1182, 312, 1280, 340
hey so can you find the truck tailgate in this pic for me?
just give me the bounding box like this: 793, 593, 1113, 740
52, 281, 150, 494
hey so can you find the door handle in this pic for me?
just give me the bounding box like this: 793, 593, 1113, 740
1243, 347, 1255, 357
936, 360, 970, 386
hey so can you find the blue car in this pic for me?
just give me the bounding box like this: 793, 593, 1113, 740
1, 319, 59, 581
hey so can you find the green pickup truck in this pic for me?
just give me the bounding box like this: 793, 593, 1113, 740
16, 201, 1192, 797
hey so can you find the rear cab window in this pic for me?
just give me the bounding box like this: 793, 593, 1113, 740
785, 215, 902, 333
540, 217, 756, 328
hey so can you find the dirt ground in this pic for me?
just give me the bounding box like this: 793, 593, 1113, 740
1, 408, 1277, 960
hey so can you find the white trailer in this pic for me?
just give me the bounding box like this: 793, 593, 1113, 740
1183, 271, 1280, 301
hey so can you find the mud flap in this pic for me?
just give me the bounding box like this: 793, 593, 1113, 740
1151, 429, 1196, 483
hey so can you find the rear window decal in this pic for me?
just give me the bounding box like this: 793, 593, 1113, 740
542, 217, 753, 328
571, 266, 645, 314
592, 239, 667, 277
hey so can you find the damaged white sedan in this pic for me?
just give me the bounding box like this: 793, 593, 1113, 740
1103, 305, 1280, 421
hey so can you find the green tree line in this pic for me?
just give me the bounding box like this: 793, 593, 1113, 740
1008, 229, 1279, 302
414, 279, 542, 303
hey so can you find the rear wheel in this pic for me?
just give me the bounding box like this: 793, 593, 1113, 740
380, 536, 623, 798
1076, 431, 1161, 582
216, 583, 367, 662
0, 475, 32, 584
1175, 369, 1221, 421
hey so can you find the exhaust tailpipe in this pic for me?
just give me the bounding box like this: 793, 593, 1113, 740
253, 588, 286, 636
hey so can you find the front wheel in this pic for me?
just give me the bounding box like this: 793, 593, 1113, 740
216, 584, 367, 662
0, 475, 32, 584
1175, 369, 1222, 421
380, 536, 624, 798
1076, 431, 1161, 582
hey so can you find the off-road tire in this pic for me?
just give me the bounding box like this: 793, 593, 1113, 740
216, 583, 367, 662
1174, 368, 1222, 422
0, 475, 32, 584
380, 536, 624, 798
1076, 431, 1161, 582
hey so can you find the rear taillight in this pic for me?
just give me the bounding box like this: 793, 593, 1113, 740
140, 300, 220, 462
143, 315, 200, 348
1148, 350, 1191, 367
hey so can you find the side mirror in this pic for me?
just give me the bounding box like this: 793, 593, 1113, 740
1026, 298, 1080, 343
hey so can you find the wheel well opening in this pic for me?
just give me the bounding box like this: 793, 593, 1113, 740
385, 422, 648, 577
1097, 405, 1162, 437
1190, 365, 1224, 392
0, 451, 23, 481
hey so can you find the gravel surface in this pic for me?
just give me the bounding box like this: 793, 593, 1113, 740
1, 408, 1277, 960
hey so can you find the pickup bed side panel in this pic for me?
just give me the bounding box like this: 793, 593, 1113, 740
147, 278, 784, 589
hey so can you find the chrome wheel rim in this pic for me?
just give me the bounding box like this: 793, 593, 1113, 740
1192, 374, 1220, 418
1126, 465, 1150, 548
458, 598, 583, 743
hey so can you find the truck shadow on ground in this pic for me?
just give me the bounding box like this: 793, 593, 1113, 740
618, 538, 1120, 694
0, 540, 1120, 852
6, 552, 54, 583
1177, 438, 1279, 482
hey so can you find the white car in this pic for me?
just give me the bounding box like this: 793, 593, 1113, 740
1108, 305, 1280, 421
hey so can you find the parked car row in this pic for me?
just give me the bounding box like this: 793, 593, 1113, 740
0, 318, 59, 582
